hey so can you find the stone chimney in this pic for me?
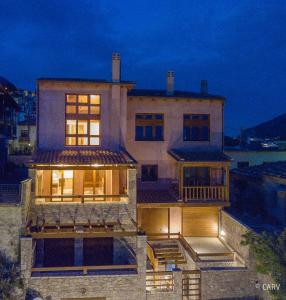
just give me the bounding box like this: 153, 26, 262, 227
112, 53, 121, 82
166, 71, 174, 95
201, 80, 208, 94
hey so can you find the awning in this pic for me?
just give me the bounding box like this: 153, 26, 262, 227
168, 149, 231, 163
31, 149, 136, 166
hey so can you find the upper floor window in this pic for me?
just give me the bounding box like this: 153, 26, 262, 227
183, 114, 210, 141
141, 165, 158, 182
65, 94, 100, 146
135, 114, 164, 141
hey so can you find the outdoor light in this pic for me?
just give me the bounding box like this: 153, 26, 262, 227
220, 229, 226, 237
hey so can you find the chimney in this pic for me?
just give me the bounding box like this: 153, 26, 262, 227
112, 52, 121, 82
201, 80, 208, 94
166, 71, 174, 95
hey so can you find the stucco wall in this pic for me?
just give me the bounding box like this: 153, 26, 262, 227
38, 80, 128, 150
126, 97, 223, 179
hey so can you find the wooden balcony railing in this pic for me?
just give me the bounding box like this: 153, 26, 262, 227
35, 194, 129, 204
146, 242, 159, 271
183, 185, 228, 202
31, 264, 137, 275
146, 271, 174, 292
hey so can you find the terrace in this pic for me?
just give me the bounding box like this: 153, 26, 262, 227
29, 231, 140, 277
31, 149, 136, 204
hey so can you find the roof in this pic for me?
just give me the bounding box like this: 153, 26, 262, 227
137, 189, 179, 203
168, 149, 231, 162
0, 76, 17, 92
0, 92, 19, 110
31, 149, 137, 166
38, 78, 134, 85
128, 89, 225, 100
232, 161, 286, 180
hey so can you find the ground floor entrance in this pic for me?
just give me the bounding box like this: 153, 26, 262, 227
138, 206, 220, 237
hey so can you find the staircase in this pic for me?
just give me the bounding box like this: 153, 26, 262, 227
152, 240, 186, 267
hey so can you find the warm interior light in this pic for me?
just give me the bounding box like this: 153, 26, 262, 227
64, 170, 73, 179
91, 164, 104, 167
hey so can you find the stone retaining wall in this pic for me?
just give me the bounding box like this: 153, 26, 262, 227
21, 235, 147, 300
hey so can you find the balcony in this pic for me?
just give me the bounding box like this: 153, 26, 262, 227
35, 168, 130, 204
30, 235, 138, 277
183, 185, 228, 202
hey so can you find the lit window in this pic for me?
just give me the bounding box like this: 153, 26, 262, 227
66, 120, 76, 135
90, 120, 100, 135
78, 120, 88, 135
78, 95, 88, 103
65, 94, 101, 146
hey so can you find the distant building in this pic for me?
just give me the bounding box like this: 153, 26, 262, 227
0, 76, 18, 175
9, 117, 36, 165
14, 89, 37, 122
225, 148, 286, 169
231, 161, 286, 226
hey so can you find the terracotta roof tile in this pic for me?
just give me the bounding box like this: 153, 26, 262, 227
168, 149, 231, 162
31, 149, 136, 165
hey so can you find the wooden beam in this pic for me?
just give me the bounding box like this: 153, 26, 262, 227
31, 231, 138, 239
137, 203, 229, 208
31, 264, 137, 273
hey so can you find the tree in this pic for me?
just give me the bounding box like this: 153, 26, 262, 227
242, 230, 286, 299
0, 251, 23, 300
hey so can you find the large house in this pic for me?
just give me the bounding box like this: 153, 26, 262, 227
16, 54, 266, 300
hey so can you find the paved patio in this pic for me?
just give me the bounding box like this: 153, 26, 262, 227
184, 237, 231, 254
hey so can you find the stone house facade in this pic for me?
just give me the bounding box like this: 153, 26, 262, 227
0, 54, 274, 299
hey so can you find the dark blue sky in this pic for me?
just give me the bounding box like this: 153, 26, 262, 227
1, 0, 285, 135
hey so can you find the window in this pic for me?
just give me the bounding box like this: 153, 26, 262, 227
51, 170, 74, 201
141, 165, 158, 182
65, 94, 100, 146
183, 114, 210, 141
183, 167, 210, 186
135, 114, 164, 141
83, 170, 105, 195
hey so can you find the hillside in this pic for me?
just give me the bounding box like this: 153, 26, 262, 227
243, 113, 286, 140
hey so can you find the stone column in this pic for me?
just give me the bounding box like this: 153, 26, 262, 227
20, 237, 33, 284
173, 269, 183, 298
127, 168, 137, 228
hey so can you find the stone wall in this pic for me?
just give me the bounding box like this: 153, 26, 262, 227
0, 204, 22, 259
201, 269, 259, 300
0, 179, 31, 260
21, 235, 147, 300
219, 210, 273, 300
220, 210, 252, 266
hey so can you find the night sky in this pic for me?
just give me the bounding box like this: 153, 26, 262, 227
1, 0, 285, 135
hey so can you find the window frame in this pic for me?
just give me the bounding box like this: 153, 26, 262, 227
65, 94, 101, 146
141, 165, 158, 182
183, 114, 210, 142
135, 113, 164, 141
